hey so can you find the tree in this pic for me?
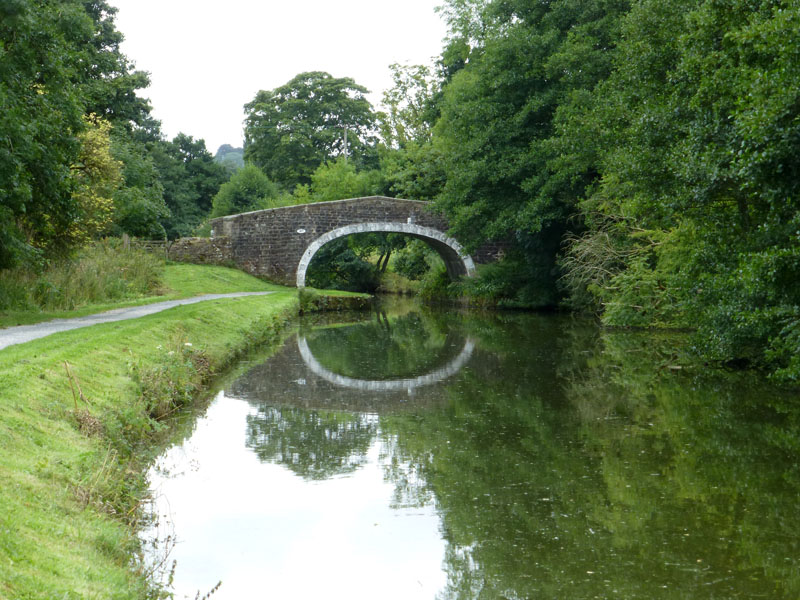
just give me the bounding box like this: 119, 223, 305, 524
378, 64, 447, 201
151, 134, 230, 238
69, 115, 122, 244
210, 164, 281, 218
431, 0, 630, 307
110, 128, 169, 239
77, 0, 152, 126
305, 158, 381, 202
243, 71, 378, 189
0, 0, 150, 267
379, 63, 440, 150
1, 0, 87, 266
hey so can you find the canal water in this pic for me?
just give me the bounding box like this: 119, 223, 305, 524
143, 300, 799, 599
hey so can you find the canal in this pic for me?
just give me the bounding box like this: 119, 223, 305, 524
143, 299, 799, 598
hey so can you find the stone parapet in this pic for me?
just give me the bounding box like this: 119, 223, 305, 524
168, 237, 233, 266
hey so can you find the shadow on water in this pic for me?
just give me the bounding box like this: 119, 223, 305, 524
148, 298, 800, 599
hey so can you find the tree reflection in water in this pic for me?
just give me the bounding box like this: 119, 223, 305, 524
246, 406, 377, 480
235, 306, 800, 598
378, 315, 800, 599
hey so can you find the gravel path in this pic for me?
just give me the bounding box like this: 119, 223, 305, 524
0, 292, 275, 352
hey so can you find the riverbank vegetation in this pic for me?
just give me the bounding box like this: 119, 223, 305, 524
0, 243, 287, 328
0, 241, 163, 315
0, 263, 301, 598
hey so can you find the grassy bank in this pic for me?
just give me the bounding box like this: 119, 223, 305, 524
0, 264, 309, 599
0, 249, 288, 329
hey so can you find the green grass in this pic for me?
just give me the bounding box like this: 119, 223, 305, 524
160, 262, 288, 296
0, 264, 303, 599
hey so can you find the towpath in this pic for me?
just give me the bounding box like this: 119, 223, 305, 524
0, 292, 274, 351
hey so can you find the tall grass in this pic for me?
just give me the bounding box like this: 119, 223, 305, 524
0, 239, 164, 311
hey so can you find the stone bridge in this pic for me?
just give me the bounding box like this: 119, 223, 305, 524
207, 196, 501, 287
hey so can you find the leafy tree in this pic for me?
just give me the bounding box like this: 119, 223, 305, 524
378, 64, 440, 150
151, 134, 230, 238
243, 71, 378, 188
209, 164, 281, 218
109, 130, 169, 239
381, 140, 446, 202
431, 0, 630, 307
304, 158, 382, 202
393, 240, 435, 280
77, 0, 152, 126
0, 0, 149, 266
378, 64, 446, 201
69, 115, 122, 244
1, 0, 87, 266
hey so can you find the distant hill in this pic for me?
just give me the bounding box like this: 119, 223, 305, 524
214, 144, 244, 172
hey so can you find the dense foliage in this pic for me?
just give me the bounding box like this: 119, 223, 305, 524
0, 0, 134, 266
392, 0, 799, 380
0, 0, 231, 267
209, 164, 283, 218
150, 133, 229, 238
243, 71, 378, 189
553, 0, 800, 378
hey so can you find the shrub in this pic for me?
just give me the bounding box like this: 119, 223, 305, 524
392, 240, 430, 280
130, 336, 211, 422
0, 239, 164, 311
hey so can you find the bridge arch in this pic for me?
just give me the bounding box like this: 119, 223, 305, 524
295, 221, 476, 288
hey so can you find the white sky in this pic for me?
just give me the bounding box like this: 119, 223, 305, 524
111, 0, 449, 154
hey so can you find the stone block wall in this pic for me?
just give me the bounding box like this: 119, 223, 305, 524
168, 237, 233, 266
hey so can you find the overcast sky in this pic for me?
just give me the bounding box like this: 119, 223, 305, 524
111, 0, 449, 154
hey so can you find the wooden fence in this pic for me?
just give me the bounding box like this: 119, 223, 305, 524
121, 234, 172, 260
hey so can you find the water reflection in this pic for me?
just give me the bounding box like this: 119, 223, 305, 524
240, 309, 474, 482
146, 303, 800, 599
246, 408, 377, 480
297, 336, 475, 392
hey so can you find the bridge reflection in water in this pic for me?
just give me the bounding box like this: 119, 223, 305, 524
296, 335, 475, 393
226, 317, 475, 413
